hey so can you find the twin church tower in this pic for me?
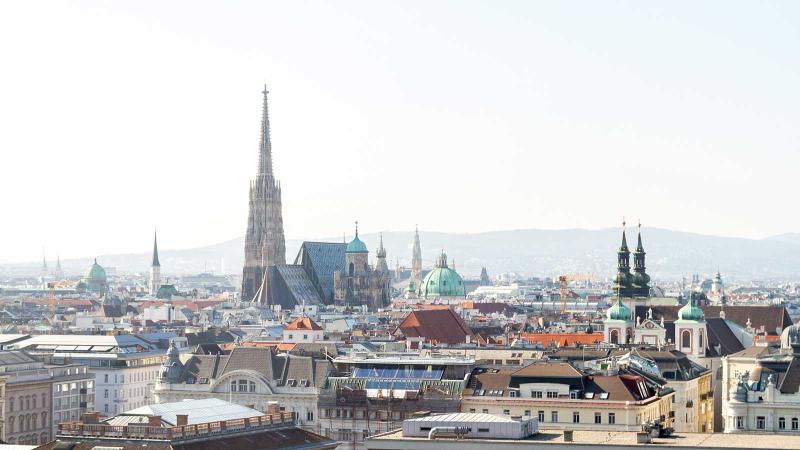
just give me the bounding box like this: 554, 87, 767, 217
613, 220, 651, 298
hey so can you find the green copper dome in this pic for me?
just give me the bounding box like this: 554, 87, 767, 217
83, 258, 108, 294
606, 295, 632, 321
83, 259, 107, 282
677, 297, 705, 321
418, 252, 466, 298
346, 223, 369, 253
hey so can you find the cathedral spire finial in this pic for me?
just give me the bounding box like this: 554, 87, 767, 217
355, 221, 359, 238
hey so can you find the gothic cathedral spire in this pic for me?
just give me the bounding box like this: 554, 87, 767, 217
150, 230, 161, 295
242, 85, 287, 303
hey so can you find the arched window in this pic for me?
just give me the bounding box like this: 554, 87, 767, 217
349, 262, 354, 276
41, 393, 47, 408
792, 417, 799, 430
9, 397, 14, 412
26, 396, 30, 409
682, 330, 691, 348
699, 331, 704, 351
42, 412, 47, 426
40, 433, 48, 444
610, 329, 619, 344
8, 416, 15, 433
32, 397, 36, 409
32, 415, 37, 429
18, 397, 22, 410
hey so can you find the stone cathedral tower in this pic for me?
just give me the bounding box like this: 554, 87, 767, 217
241, 86, 286, 302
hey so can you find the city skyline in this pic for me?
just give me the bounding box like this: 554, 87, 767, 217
2, 1, 800, 262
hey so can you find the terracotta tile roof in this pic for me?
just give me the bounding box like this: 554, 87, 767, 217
395, 309, 476, 345
521, 332, 603, 348
285, 316, 322, 331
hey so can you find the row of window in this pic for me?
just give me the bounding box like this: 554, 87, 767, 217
6, 433, 48, 446
8, 394, 47, 412
736, 416, 800, 430
102, 370, 158, 384
469, 408, 616, 425
7, 412, 48, 433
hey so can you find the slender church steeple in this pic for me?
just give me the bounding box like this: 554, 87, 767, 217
242, 85, 287, 303
150, 230, 161, 295
411, 225, 422, 291
41, 248, 48, 278
631, 221, 651, 297
375, 233, 389, 273
613, 219, 633, 297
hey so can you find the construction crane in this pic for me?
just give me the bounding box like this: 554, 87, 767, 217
558, 273, 597, 313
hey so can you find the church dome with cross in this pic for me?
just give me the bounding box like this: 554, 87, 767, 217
418, 251, 466, 299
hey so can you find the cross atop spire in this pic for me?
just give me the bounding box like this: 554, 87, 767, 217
355, 220, 359, 237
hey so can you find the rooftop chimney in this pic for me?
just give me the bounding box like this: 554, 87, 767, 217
176, 414, 188, 426
148, 415, 162, 427
81, 412, 100, 424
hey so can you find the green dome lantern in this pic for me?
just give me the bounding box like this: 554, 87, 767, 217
606, 294, 632, 321
418, 251, 466, 299
346, 222, 369, 253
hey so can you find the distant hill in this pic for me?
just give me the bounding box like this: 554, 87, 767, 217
3, 228, 800, 281
766, 233, 800, 246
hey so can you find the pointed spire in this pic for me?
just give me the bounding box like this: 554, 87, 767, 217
257, 84, 274, 177
636, 220, 644, 253
354, 220, 359, 238
377, 232, 387, 258
152, 230, 161, 267
620, 217, 629, 252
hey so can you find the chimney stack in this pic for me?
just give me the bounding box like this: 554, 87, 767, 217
81, 412, 100, 424
176, 414, 188, 426
148, 415, 162, 427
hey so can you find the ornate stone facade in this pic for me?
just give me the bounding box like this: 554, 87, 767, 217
242, 87, 286, 302
332, 225, 391, 310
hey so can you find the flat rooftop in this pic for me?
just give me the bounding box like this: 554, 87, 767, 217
366, 429, 800, 449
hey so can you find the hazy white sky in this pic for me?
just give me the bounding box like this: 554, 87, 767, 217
1, 1, 798, 263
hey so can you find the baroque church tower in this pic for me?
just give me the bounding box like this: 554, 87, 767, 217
613, 220, 633, 297
631, 222, 651, 297
241, 86, 286, 302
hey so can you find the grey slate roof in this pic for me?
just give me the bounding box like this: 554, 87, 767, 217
178, 347, 332, 388
274, 264, 323, 306
294, 242, 346, 303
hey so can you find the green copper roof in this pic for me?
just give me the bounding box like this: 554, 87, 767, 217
677, 297, 705, 321
418, 252, 466, 298
83, 259, 107, 282
606, 295, 632, 321
346, 222, 369, 253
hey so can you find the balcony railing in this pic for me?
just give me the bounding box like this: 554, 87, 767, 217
57, 412, 296, 442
